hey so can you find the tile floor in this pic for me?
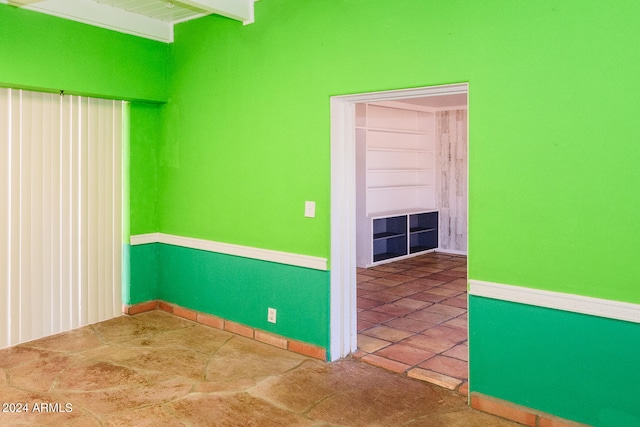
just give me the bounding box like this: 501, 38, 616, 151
354, 252, 469, 394
0, 310, 522, 426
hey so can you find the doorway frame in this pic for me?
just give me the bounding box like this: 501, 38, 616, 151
329, 82, 469, 361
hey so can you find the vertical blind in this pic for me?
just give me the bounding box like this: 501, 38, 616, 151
0, 88, 124, 348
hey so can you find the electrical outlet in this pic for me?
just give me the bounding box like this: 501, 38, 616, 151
267, 307, 277, 323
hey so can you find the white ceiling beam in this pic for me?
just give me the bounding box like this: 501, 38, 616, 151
178, 0, 256, 25
4, 0, 174, 42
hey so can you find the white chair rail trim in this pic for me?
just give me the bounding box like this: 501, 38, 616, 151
130, 233, 328, 271
469, 279, 640, 324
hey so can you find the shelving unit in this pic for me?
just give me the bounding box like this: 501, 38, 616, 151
369, 210, 438, 266
355, 103, 438, 267
372, 215, 407, 262
359, 106, 436, 214
409, 211, 438, 253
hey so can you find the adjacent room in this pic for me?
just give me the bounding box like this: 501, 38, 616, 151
352, 94, 470, 392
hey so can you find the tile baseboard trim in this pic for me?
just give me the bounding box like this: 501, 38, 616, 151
123, 300, 327, 361
469, 279, 640, 324
470, 393, 592, 427
129, 232, 328, 271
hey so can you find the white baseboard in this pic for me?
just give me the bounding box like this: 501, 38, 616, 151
130, 233, 328, 271
469, 279, 640, 324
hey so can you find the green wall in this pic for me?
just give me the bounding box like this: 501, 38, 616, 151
470, 296, 640, 426
0, 4, 167, 102
127, 242, 330, 349
161, 0, 640, 304
130, 103, 161, 235
156, 244, 329, 348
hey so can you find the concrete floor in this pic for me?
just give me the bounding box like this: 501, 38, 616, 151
0, 310, 520, 426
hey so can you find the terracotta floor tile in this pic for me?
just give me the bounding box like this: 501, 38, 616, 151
357, 296, 385, 310
393, 298, 433, 310
406, 277, 446, 288
434, 269, 468, 278
357, 280, 388, 292
399, 269, 432, 278
382, 273, 419, 284
356, 252, 470, 398
397, 280, 439, 292
421, 325, 468, 343
357, 287, 371, 297
383, 284, 425, 297
440, 279, 469, 290
415, 266, 444, 273
384, 317, 433, 333
405, 309, 451, 324
359, 290, 403, 303
357, 319, 376, 332
361, 325, 414, 342
401, 334, 458, 353
446, 277, 469, 287
407, 368, 462, 390
358, 310, 397, 324
441, 296, 468, 309
351, 349, 368, 359
368, 277, 407, 287
410, 292, 449, 303
371, 303, 417, 317
357, 273, 377, 283
357, 334, 391, 353
430, 260, 466, 269
419, 355, 468, 380
422, 303, 467, 317
358, 269, 391, 278
369, 264, 409, 274
443, 343, 469, 361
444, 317, 468, 329
361, 354, 411, 374
423, 286, 464, 297
375, 343, 436, 366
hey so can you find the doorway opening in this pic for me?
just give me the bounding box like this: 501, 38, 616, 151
329, 83, 469, 389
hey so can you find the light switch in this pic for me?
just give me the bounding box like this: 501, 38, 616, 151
304, 201, 316, 218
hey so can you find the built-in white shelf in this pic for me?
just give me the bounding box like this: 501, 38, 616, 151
356, 103, 438, 267
357, 126, 433, 136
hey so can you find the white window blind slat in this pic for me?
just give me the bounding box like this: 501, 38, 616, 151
0, 90, 10, 348
0, 88, 124, 348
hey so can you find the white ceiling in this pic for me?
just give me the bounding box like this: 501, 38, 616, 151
372, 93, 468, 112
396, 93, 468, 109
1, 0, 257, 42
